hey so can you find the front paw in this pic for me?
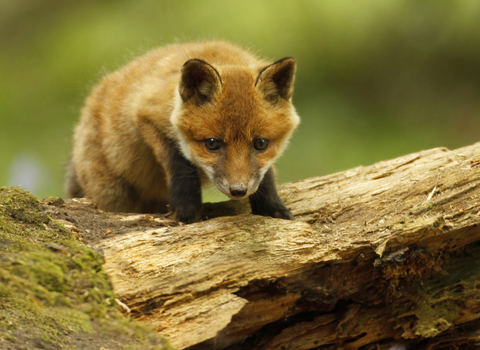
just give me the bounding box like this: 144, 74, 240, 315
251, 203, 295, 220
271, 207, 295, 220
171, 203, 201, 224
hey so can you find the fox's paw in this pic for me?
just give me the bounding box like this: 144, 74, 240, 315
171, 204, 201, 224
271, 208, 295, 220
251, 203, 295, 220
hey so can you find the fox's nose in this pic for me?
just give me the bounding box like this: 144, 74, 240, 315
230, 184, 247, 198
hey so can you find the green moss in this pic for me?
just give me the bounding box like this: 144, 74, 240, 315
0, 187, 173, 349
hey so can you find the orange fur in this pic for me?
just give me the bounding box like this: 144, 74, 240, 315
66, 41, 300, 217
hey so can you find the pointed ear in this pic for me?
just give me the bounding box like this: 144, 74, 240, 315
255, 57, 296, 103
179, 59, 222, 106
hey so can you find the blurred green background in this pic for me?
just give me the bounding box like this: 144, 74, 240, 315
1, 0, 480, 199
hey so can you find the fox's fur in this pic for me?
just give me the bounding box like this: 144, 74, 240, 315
66, 41, 300, 223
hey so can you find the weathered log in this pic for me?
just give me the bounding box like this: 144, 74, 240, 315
89, 143, 480, 350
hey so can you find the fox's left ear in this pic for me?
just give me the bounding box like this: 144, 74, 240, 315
256, 57, 296, 103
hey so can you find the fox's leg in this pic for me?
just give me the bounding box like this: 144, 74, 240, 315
71, 156, 168, 214
77, 161, 146, 213
163, 144, 202, 223
249, 168, 294, 220
136, 116, 202, 223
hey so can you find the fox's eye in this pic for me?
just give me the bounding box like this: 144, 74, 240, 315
254, 138, 269, 151
205, 138, 221, 151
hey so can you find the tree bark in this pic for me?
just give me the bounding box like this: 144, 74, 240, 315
91, 143, 480, 350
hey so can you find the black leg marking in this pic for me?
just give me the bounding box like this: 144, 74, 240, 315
249, 168, 294, 220
165, 146, 202, 224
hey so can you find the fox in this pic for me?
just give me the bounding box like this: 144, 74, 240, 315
65, 41, 300, 223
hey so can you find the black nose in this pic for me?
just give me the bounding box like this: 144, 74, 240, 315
230, 184, 247, 198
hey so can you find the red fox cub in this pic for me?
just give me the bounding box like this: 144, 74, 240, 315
66, 41, 300, 223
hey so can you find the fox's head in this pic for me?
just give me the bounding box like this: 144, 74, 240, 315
171, 57, 300, 200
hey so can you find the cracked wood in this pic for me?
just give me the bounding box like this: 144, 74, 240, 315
90, 142, 480, 350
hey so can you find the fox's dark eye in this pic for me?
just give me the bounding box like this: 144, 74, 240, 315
205, 138, 221, 151
254, 138, 269, 151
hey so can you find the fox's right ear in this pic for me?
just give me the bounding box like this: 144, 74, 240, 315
179, 59, 222, 106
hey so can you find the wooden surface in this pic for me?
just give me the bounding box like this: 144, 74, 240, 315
92, 143, 480, 350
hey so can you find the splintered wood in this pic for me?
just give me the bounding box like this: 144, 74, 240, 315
96, 143, 480, 350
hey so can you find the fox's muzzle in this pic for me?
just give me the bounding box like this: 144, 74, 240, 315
229, 183, 248, 198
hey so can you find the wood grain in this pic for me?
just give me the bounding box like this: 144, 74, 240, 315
93, 142, 480, 350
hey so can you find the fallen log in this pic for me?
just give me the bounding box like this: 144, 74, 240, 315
63, 142, 480, 349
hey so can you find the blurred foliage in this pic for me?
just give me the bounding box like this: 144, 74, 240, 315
1, 0, 479, 198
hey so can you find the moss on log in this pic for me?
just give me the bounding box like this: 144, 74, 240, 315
0, 187, 172, 350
